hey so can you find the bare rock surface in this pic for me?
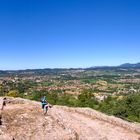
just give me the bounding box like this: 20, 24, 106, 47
0, 97, 140, 140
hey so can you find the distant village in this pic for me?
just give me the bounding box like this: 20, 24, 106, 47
0, 68, 140, 101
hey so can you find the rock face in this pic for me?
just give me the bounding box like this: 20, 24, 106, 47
0, 97, 140, 140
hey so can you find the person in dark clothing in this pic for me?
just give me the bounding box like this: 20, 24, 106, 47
1, 97, 6, 110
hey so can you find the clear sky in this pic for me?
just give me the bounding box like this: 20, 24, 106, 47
0, 0, 140, 70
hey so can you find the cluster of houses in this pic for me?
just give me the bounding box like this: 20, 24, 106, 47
0, 74, 140, 101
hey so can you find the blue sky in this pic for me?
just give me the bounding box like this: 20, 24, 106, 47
0, 0, 140, 70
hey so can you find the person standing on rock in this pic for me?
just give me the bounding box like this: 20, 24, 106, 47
40, 96, 48, 114
40, 96, 52, 115
1, 97, 7, 110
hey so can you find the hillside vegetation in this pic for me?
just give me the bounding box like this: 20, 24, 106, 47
28, 89, 140, 123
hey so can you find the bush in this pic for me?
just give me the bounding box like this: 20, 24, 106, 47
6, 90, 19, 97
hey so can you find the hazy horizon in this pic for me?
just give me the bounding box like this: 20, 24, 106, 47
0, 62, 140, 71
0, 0, 140, 70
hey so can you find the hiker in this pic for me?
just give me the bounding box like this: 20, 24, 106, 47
40, 96, 52, 115
40, 96, 48, 114
1, 97, 6, 110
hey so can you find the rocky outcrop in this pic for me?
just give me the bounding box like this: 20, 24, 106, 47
0, 97, 140, 140
59, 107, 140, 134
59, 106, 140, 134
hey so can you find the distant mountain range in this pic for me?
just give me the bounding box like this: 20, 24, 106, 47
87, 62, 140, 70
119, 63, 140, 68
0, 63, 140, 72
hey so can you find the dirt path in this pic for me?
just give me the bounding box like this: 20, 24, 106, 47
0, 98, 140, 140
